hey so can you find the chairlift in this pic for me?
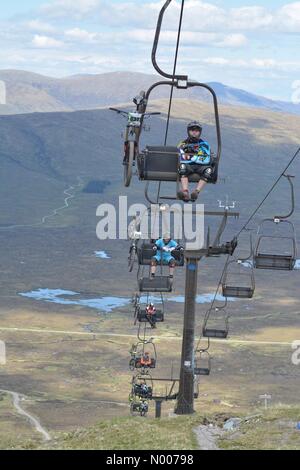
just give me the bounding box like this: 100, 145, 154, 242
130, 399, 149, 417
194, 350, 211, 377
131, 374, 153, 400
137, 83, 221, 203
254, 175, 297, 271
129, 340, 157, 371
122, 0, 222, 202
222, 237, 255, 299
202, 300, 230, 339
136, 307, 164, 324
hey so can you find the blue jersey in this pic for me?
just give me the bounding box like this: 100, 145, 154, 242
154, 239, 178, 264
178, 139, 211, 165
155, 239, 178, 251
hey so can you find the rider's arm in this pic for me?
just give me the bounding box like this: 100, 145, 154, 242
169, 240, 178, 251
155, 239, 163, 250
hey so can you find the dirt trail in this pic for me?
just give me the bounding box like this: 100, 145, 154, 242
0, 176, 83, 230
0, 389, 51, 441
194, 425, 224, 450
0, 326, 294, 347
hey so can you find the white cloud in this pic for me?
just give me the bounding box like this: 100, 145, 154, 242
27, 19, 56, 33
276, 2, 300, 31
37, 0, 300, 34
217, 34, 247, 48
41, 0, 101, 19
65, 28, 98, 43
203, 57, 230, 65
229, 6, 273, 30
32, 34, 64, 48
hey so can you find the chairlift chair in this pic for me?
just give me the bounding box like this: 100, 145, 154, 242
137, 241, 184, 267
254, 175, 297, 271
194, 350, 211, 376
132, 375, 153, 400
135, 3, 222, 203
202, 302, 230, 339
130, 400, 149, 417
129, 340, 157, 371
222, 238, 256, 299
137, 308, 164, 324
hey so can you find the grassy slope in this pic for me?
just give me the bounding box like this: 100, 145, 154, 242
31, 405, 299, 450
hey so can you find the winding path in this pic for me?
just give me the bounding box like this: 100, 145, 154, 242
0, 176, 84, 230
0, 389, 51, 441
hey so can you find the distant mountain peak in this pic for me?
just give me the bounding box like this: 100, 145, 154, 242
0, 70, 299, 116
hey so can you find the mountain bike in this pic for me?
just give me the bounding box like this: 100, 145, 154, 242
110, 92, 161, 187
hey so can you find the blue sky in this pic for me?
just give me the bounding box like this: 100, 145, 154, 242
0, 0, 300, 101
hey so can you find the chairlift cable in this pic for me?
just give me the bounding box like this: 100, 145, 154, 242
156, 0, 185, 203
236, 146, 300, 238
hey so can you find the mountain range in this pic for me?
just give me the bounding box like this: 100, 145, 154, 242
0, 70, 299, 116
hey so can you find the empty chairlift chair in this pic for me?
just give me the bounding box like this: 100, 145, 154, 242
254, 175, 297, 271
202, 303, 230, 339
254, 219, 297, 270
194, 350, 211, 377
222, 258, 255, 299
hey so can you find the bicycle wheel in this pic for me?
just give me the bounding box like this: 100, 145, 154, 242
124, 141, 135, 187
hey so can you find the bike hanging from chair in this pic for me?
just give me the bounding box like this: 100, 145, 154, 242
110, 92, 161, 187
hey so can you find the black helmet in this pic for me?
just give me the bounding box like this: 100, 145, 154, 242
187, 121, 202, 133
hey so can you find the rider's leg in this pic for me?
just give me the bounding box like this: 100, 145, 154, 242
191, 178, 207, 201
178, 177, 190, 202
196, 179, 207, 192
151, 258, 158, 277
169, 259, 176, 278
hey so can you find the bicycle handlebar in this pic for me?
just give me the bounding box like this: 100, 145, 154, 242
109, 108, 161, 117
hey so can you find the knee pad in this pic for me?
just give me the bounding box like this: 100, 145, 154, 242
169, 259, 176, 268
178, 163, 188, 176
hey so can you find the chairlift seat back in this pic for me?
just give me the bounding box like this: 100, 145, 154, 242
135, 358, 156, 369
138, 242, 184, 267
139, 276, 173, 293
138, 309, 164, 322
222, 285, 254, 299
194, 367, 210, 376
254, 253, 296, 271
138, 146, 217, 183
203, 328, 228, 339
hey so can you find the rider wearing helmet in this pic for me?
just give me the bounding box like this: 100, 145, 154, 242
140, 352, 152, 366
177, 121, 211, 202
146, 303, 156, 315
150, 233, 179, 279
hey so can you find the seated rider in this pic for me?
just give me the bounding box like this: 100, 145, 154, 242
145, 303, 157, 329
151, 233, 181, 280
177, 121, 211, 202
140, 351, 152, 367
146, 303, 156, 316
